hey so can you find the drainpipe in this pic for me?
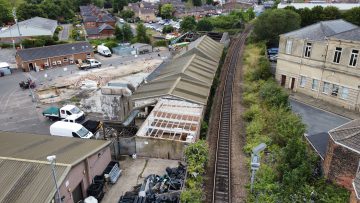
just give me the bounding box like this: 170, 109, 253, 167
317, 40, 329, 99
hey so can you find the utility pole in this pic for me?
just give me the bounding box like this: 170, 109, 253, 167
47, 155, 62, 203
12, 8, 22, 49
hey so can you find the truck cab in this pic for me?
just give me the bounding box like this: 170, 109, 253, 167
60, 105, 85, 120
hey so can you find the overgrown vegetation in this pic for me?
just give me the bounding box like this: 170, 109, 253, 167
22, 36, 67, 48
242, 43, 349, 202
180, 140, 209, 203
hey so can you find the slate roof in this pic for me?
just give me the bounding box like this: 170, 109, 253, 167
305, 132, 329, 159
328, 119, 360, 154
0, 132, 110, 203
83, 15, 97, 22
282, 19, 358, 41
17, 42, 93, 62
86, 27, 100, 35
330, 28, 360, 41
99, 23, 115, 32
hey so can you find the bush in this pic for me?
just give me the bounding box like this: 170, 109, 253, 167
153, 40, 168, 47
104, 41, 119, 49
259, 80, 289, 108
162, 25, 174, 34
243, 104, 261, 122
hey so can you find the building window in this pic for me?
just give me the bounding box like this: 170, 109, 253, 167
333, 47, 342, 63
286, 39, 292, 54
349, 49, 359, 67
311, 79, 319, 90
331, 84, 339, 96
299, 76, 306, 87
63, 57, 68, 62
340, 87, 349, 100
86, 53, 91, 59
323, 82, 330, 94
304, 43, 312, 58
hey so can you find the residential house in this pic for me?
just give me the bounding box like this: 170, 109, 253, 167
0, 132, 111, 203
275, 19, 360, 111
125, 2, 157, 22
80, 5, 116, 38
322, 120, 360, 203
0, 17, 58, 43
16, 42, 94, 71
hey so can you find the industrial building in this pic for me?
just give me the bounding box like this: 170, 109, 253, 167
132, 35, 224, 159
0, 132, 111, 203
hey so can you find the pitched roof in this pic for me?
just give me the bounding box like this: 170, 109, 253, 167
330, 28, 360, 42
0, 132, 110, 203
282, 19, 358, 41
16, 42, 93, 62
0, 17, 58, 38
86, 27, 99, 35
305, 132, 329, 160
176, 35, 224, 62
328, 119, 360, 154
99, 23, 114, 32
354, 172, 360, 200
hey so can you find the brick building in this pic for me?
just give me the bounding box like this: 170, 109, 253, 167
80, 5, 115, 39
16, 42, 94, 72
323, 120, 360, 203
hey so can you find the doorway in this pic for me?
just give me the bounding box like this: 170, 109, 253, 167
72, 182, 84, 203
280, 75, 286, 87
290, 77, 295, 90
28, 63, 34, 71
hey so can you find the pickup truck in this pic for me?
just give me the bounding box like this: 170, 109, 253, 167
42, 105, 85, 121
77, 59, 102, 70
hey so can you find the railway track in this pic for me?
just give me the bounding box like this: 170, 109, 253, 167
212, 27, 251, 203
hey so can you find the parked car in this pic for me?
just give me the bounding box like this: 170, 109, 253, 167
50, 121, 94, 139
267, 48, 279, 56
0, 62, 11, 77
269, 54, 278, 62
43, 105, 85, 121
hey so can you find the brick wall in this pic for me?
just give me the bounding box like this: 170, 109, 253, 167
323, 138, 360, 190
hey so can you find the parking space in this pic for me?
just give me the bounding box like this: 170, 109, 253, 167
290, 99, 350, 135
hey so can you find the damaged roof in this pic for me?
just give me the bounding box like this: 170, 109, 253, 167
328, 119, 360, 154
0, 132, 110, 203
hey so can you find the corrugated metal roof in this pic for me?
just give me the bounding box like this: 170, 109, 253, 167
0, 132, 110, 203
16, 42, 93, 62
175, 35, 224, 62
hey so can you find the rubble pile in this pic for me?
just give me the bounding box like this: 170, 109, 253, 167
119, 163, 186, 203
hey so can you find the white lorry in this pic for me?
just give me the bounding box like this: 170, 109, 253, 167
97, 45, 112, 57
42, 105, 85, 122
50, 121, 94, 139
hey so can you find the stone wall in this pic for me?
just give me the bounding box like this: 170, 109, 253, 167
101, 94, 132, 121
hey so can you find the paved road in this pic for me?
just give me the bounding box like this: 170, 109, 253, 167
59, 24, 72, 41
290, 99, 350, 135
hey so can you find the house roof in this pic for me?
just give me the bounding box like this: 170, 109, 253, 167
304, 132, 329, 160
99, 23, 114, 32
354, 172, 360, 200
86, 27, 99, 35
328, 119, 360, 154
0, 17, 58, 38
0, 132, 110, 203
282, 19, 358, 41
16, 42, 93, 62
83, 15, 97, 22
176, 35, 224, 62
330, 28, 360, 42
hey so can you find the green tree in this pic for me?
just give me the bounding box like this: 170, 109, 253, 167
311, 6, 324, 23
322, 6, 341, 21
253, 9, 301, 45
115, 25, 124, 41
206, 0, 213, 5
121, 9, 135, 20
162, 25, 174, 33
342, 7, 360, 26
196, 18, 213, 31
0, 0, 12, 27
193, 0, 202, 6
123, 23, 133, 42
135, 23, 150, 43
17, 3, 46, 20
113, 0, 128, 13
160, 4, 174, 19
40, 0, 61, 20
180, 16, 196, 32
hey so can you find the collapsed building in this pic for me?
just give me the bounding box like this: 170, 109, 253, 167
131, 35, 224, 159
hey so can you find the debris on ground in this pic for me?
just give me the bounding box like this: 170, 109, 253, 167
118, 163, 186, 203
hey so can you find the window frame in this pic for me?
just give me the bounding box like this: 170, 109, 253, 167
333, 47, 342, 64
299, 75, 306, 88
331, 84, 339, 96
322, 82, 330, 94
311, 79, 319, 91
304, 42, 312, 58
285, 39, 293, 55
340, 86, 349, 100
349, 49, 359, 67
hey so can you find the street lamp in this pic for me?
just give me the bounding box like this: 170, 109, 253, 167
47, 155, 62, 203
250, 143, 266, 193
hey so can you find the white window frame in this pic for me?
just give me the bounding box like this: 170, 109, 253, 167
333, 47, 342, 64
285, 39, 293, 54
331, 84, 339, 96
311, 79, 319, 91
304, 42, 312, 58
299, 76, 306, 88
340, 86, 349, 100
322, 82, 330, 94
349, 49, 359, 67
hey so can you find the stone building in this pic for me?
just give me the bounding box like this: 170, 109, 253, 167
276, 19, 360, 111
323, 120, 360, 203
16, 42, 94, 71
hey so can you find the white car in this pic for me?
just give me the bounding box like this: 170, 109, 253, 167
156, 28, 163, 32
119, 18, 125, 23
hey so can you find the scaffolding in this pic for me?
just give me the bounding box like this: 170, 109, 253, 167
136, 99, 203, 143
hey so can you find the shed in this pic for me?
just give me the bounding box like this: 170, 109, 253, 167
132, 43, 153, 54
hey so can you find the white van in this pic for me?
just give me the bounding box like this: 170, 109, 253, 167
50, 121, 93, 139
97, 45, 112, 57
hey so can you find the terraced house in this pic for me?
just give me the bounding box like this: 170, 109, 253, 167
276, 19, 360, 111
